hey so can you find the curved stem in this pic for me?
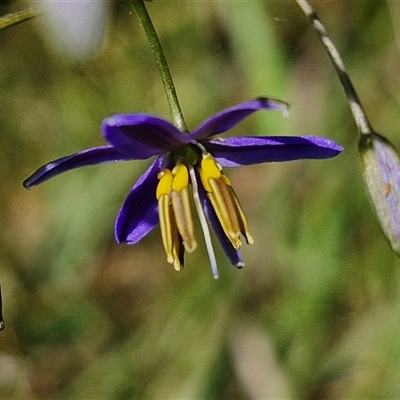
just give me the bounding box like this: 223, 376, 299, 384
296, 0, 374, 136
132, 1, 188, 132
0, 7, 41, 31
0, 283, 4, 331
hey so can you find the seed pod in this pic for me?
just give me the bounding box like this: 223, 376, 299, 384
359, 132, 400, 255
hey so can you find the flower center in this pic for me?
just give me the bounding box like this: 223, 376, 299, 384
156, 148, 253, 276
172, 143, 202, 166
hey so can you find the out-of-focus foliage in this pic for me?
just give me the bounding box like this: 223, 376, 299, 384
0, 1, 399, 399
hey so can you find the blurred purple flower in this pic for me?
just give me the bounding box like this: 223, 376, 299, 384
41, 0, 108, 60
24, 98, 342, 278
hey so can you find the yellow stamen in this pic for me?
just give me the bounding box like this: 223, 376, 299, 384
170, 212, 184, 271
199, 154, 221, 192
157, 194, 174, 264
172, 164, 189, 192
171, 164, 197, 253
208, 177, 241, 248
199, 153, 253, 249
220, 173, 232, 186
227, 185, 254, 245
156, 169, 173, 199
156, 168, 186, 269
156, 170, 175, 263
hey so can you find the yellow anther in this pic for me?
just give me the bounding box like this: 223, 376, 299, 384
208, 178, 241, 249
168, 164, 197, 253
158, 194, 174, 264
157, 165, 196, 266
220, 173, 232, 187
199, 154, 221, 192
228, 186, 254, 245
170, 214, 184, 271
157, 168, 185, 268
172, 164, 189, 192
198, 154, 254, 250
156, 155, 253, 272
156, 169, 173, 199
171, 187, 197, 253
158, 191, 186, 270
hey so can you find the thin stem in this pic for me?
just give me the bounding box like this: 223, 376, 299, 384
296, 0, 374, 136
0, 283, 4, 331
132, 1, 188, 132
0, 7, 41, 31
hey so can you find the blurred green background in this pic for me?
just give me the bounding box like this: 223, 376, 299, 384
1, 1, 400, 399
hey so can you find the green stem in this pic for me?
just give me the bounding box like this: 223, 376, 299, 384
132, 1, 188, 132
0, 283, 4, 331
295, 0, 374, 136
0, 7, 41, 31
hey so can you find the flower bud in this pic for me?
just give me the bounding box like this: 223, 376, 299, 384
359, 132, 400, 255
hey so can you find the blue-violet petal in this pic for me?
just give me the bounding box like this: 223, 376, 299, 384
115, 157, 161, 244
204, 136, 343, 167
190, 97, 289, 141
23, 146, 129, 189
102, 114, 191, 159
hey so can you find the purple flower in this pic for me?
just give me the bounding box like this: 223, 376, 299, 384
24, 97, 342, 278
41, 0, 108, 61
